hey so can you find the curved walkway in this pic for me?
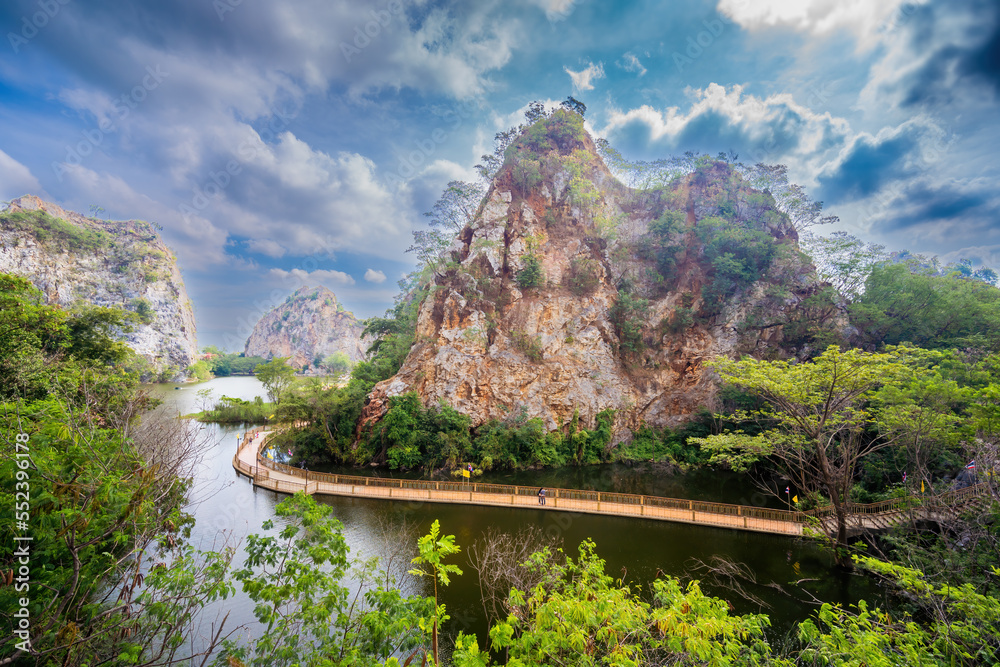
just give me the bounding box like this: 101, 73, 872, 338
232, 430, 990, 538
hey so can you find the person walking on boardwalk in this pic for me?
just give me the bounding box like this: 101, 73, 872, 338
538, 487, 546, 505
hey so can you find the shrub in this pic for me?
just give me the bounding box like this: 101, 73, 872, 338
516, 254, 544, 289
662, 306, 694, 334
511, 330, 544, 362
646, 209, 687, 288
567, 257, 600, 295
610, 291, 649, 358
128, 297, 155, 325
511, 158, 543, 192
1, 210, 113, 254
696, 216, 778, 316
187, 360, 211, 382
201, 395, 273, 423
473, 411, 549, 469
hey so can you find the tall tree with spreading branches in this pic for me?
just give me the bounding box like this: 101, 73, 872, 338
692, 346, 913, 567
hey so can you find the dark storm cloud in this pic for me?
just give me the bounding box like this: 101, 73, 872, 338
815, 124, 928, 204
878, 182, 994, 232
890, 0, 1000, 107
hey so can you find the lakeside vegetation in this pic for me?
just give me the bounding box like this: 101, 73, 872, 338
272, 110, 1000, 486
3, 106, 1000, 664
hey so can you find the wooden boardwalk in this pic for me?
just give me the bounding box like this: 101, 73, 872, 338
232, 430, 990, 538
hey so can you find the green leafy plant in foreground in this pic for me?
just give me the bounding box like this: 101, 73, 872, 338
451, 540, 778, 667
219, 493, 437, 667
409, 519, 463, 666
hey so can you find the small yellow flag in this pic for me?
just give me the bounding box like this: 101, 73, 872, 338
792, 495, 798, 503
462, 469, 470, 479
921, 480, 925, 493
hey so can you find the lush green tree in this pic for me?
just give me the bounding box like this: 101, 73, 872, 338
219, 493, 436, 667
850, 261, 1000, 351
0, 291, 232, 667
560, 95, 587, 116
62, 306, 137, 365
452, 540, 778, 667
254, 357, 296, 405
0, 274, 141, 400
798, 555, 1000, 666
0, 275, 65, 400
323, 350, 352, 376
870, 350, 969, 489
609, 291, 649, 359
515, 253, 544, 289
950, 257, 998, 285
693, 346, 913, 566
187, 359, 211, 381
696, 216, 779, 315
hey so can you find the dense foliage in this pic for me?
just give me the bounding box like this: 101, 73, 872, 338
850, 261, 1000, 351
0, 272, 218, 665
198, 347, 269, 376
450, 537, 1000, 667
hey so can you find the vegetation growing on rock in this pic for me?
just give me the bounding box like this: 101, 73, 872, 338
0, 196, 198, 380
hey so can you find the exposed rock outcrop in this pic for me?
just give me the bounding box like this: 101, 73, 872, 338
0, 195, 198, 378
244, 285, 365, 369
361, 110, 843, 440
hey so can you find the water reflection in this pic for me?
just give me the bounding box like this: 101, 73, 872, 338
146, 377, 882, 649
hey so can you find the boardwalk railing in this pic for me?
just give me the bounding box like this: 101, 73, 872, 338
802, 482, 990, 521
233, 429, 991, 537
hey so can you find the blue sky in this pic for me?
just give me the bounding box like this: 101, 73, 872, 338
1, 0, 998, 350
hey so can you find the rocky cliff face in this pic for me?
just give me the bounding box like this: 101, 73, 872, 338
361, 110, 842, 440
244, 285, 365, 369
0, 195, 198, 378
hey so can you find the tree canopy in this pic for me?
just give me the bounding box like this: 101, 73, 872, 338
254, 357, 296, 404
693, 346, 915, 565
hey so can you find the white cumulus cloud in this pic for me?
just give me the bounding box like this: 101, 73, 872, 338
364, 268, 387, 283
564, 62, 605, 92
0, 149, 45, 202
601, 83, 853, 184
717, 0, 914, 49
268, 267, 355, 287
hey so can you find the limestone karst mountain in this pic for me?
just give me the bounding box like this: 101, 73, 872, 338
361, 110, 843, 440
244, 285, 366, 370
0, 195, 198, 379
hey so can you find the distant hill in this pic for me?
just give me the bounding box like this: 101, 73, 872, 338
244, 285, 366, 370
0, 195, 198, 379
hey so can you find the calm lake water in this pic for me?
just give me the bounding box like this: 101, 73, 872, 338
146, 376, 884, 650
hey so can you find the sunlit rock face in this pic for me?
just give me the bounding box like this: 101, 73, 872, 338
244, 285, 365, 369
361, 111, 841, 441
1, 195, 198, 379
